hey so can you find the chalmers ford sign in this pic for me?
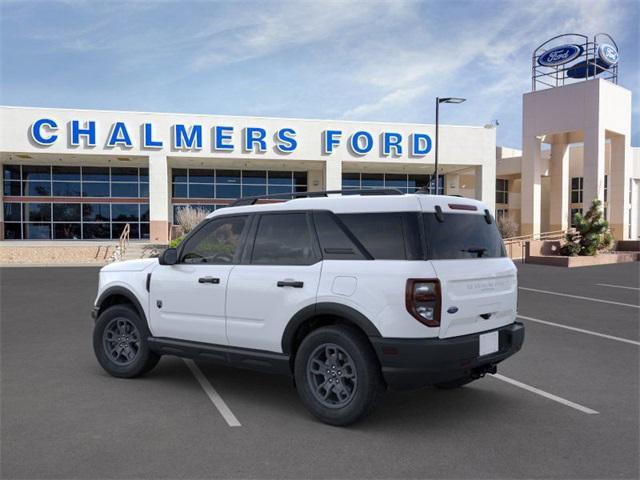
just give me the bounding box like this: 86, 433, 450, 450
29, 118, 434, 157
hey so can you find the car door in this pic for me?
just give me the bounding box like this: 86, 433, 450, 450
149, 214, 249, 345
226, 211, 322, 352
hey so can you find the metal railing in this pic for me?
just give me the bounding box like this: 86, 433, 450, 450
503, 229, 572, 261
110, 223, 131, 262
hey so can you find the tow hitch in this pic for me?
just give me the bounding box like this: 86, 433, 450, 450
471, 364, 497, 379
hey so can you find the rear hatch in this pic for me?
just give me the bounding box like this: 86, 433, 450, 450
421, 207, 517, 339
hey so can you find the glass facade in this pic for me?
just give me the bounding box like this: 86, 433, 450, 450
3, 165, 149, 240
171, 168, 308, 223
496, 179, 509, 204
341, 172, 444, 194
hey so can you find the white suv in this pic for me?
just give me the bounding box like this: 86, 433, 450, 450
92, 190, 524, 425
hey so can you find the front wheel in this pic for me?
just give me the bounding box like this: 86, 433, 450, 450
93, 304, 160, 378
294, 325, 384, 426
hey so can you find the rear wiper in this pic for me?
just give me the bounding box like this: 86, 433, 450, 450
461, 247, 487, 258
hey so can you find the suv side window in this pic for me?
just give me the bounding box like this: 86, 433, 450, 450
251, 213, 319, 265
180, 216, 247, 264
337, 212, 422, 260
313, 211, 367, 260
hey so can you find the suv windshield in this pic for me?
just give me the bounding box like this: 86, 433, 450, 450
423, 213, 506, 260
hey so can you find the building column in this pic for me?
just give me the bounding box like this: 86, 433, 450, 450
149, 153, 170, 244
549, 136, 570, 231
474, 163, 495, 213
307, 169, 324, 192
582, 126, 606, 210
609, 133, 631, 240
324, 159, 342, 190
0, 165, 4, 240
521, 135, 543, 236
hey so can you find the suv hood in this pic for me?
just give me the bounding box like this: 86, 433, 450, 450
101, 258, 158, 273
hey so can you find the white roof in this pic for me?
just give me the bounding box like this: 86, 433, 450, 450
207, 194, 488, 217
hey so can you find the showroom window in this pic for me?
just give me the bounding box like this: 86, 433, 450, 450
170, 168, 307, 224
341, 172, 444, 194
2, 164, 149, 240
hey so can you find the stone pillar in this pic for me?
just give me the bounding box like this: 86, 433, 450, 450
148, 153, 170, 244
549, 136, 570, 231
582, 126, 606, 210
474, 164, 495, 213
324, 159, 342, 190
521, 135, 543, 236
609, 134, 631, 240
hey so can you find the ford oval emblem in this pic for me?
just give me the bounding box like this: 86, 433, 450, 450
538, 44, 583, 67
447, 306, 459, 314
598, 44, 618, 67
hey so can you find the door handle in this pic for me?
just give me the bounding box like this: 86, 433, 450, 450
198, 276, 220, 284
277, 280, 304, 288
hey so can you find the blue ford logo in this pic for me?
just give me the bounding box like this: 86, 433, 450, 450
598, 44, 618, 66
538, 44, 583, 67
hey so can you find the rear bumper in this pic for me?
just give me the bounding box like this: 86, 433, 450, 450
370, 322, 525, 390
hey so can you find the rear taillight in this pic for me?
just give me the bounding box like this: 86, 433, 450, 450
405, 279, 441, 327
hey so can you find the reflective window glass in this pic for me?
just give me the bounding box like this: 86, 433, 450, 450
4, 223, 22, 239
24, 203, 51, 222
82, 182, 110, 197
4, 203, 21, 221
172, 183, 188, 198
112, 204, 139, 221
242, 170, 267, 185
24, 223, 51, 239
252, 213, 317, 265
52, 182, 81, 197
172, 169, 188, 182
268, 171, 292, 185
3, 181, 21, 196
140, 183, 149, 197
52, 166, 80, 181
181, 216, 247, 264
82, 167, 109, 181
111, 183, 139, 198
216, 170, 241, 184
54, 223, 81, 239
242, 185, 266, 197
216, 184, 240, 199
83, 223, 110, 239
83, 203, 110, 221
111, 167, 138, 182
53, 203, 81, 221
189, 169, 215, 183
188, 184, 215, 198
25, 181, 51, 196
3, 165, 21, 181
23, 165, 51, 181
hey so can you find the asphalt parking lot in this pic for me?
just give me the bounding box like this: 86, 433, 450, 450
1, 262, 638, 479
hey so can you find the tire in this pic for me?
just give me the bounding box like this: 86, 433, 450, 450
294, 325, 384, 426
434, 376, 476, 389
93, 304, 160, 378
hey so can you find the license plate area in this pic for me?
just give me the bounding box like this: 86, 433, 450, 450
479, 331, 499, 356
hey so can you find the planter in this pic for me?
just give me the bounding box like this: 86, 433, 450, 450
525, 252, 639, 267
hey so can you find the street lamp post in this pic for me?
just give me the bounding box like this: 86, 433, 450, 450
434, 97, 466, 194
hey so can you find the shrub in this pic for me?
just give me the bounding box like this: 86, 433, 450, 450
175, 206, 208, 234
560, 199, 613, 256
497, 215, 519, 239
169, 235, 184, 248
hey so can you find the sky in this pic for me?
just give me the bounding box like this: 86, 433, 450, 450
1, 0, 638, 148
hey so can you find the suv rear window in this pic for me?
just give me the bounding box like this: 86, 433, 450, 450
423, 213, 506, 259
337, 212, 422, 260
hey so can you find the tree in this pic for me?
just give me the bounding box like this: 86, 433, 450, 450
560, 199, 613, 256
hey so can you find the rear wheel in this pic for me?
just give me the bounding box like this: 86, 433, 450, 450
294, 325, 384, 426
93, 304, 160, 378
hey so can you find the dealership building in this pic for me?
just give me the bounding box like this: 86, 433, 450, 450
0, 107, 496, 243
0, 34, 638, 244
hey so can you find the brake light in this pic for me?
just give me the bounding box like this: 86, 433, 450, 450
405, 279, 441, 327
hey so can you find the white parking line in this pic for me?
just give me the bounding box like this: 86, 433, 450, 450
518, 315, 640, 346
519, 287, 640, 309
491, 374, 599, 415
184, 359, 241, 427
596, 283, 640, 291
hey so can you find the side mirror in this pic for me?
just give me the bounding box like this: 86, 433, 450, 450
159, 248, 178, 265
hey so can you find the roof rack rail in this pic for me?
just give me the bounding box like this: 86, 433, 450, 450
229, 188, 404, 207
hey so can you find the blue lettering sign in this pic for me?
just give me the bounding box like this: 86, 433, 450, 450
107, 122, 133, 147
323, 130, 342, 154
275, 128, 297, 153
143, 123, 163, 148
30, 118, 58, 145
173, 124, 203, 149
244, 127, 267, 152
214, 126, 234, 151
350, 131, 373, 155
71, 120, 96, 147
411, 133, 432, 156
382, 132, 403, 156
538, 44, 583, 67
